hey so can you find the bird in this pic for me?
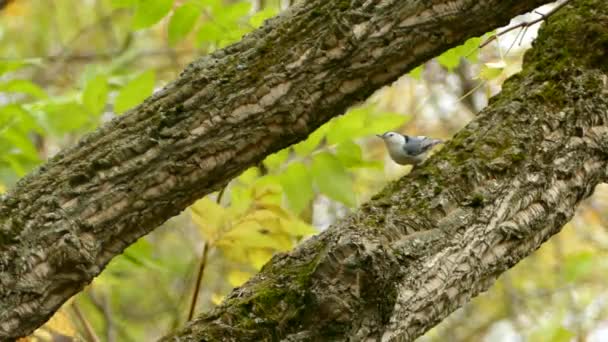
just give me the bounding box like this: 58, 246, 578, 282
376, 131, 443, 165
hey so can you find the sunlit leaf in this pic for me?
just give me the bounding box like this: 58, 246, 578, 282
229, 185, 253, 216
548, 326, 574, 342
110, 0, 137, 8
168, 3, 200, 45
197, 22, 224, 44
215, 2, 250, 22
409, 65, 423, 80
279, 162, 313, 214
250, 6, 278, 28
228, 270, 252, 287
0, 59, 40, 76
237, 167, 259, 185
478, 61, 506, 81
0, 104, 42, 134
125, 238, 164, 269
82, 75, 109, 116
0, 79, 47, 99
326, 107, 366, 144
218, 220, 290, 250
437, 37, 481, 70
263, 148, 289, 169
211, 293, 225, 305
252, 177, 283, 206
0, 183, 5, 193
34, 307, 77, 340
293, 124, 328, 155
248, 249, 273, 270
312, 152, 355, 206
2, 129, 39, 161
41, 101, 91, 134
284, 219, 317, 237
190, 197, 226, 240
132, 0, 174, 29
336, 141, 363, 167
114, 70, 155, 113
564, 251, 595, 282
365, 111, 408, 135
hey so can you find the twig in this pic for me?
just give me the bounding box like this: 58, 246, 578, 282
187, 240, 210, 321
479, 0, 573, 48
186, 184, 227, 321
71, 302, 100, 342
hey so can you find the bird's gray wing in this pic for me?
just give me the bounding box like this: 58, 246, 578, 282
403, 136, 442, 156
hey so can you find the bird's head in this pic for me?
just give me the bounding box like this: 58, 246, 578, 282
376, 131, 406, 146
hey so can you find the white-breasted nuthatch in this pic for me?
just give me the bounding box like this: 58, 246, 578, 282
377, 131, 443, 165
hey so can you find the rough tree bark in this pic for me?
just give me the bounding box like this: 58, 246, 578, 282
161, 1, 608, 341
0, 0, 568, 340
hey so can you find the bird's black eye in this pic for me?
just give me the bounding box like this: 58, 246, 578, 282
388, 133, 393, 137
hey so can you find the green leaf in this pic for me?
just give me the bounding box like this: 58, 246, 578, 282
263, 148, 289, 170
168, 3, 200, 45
326, 107, 366, 145
437, 37, 481, 70
293, 124, 328, 155
280, 162, 314, 214
0, 104, 39, 132
41, 102, 91, 134
478, 61, 505, 81
110, 0, 137, 8
365, 111, 408, 135
564, 251, 595, 282
82, 75, 109, 116
437, 49, 461, 71
312, 152, 355, 206
0, 59, 40, 76
114, 71, 155, 113
548, 326, 574, 342
409, 65, 423, 80
336, 141, 363, 167
250, 6, 277, 28
0, 79, 47, 99
215, 2, 250, 22
1, 128, 39, 161
197, 21, 224, 44
132, 0, 174, 29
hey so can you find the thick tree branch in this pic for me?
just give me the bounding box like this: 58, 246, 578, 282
0, 0, 556, 339
162, 0, 608, 340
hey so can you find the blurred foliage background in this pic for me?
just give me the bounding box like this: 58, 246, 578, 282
1, 0, 607, 341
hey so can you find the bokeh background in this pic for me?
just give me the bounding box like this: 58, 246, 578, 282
1, 1, 607, 341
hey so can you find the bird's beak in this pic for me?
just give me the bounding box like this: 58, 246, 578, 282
375, 134, 383, 138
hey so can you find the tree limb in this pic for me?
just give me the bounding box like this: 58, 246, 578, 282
161, 0, 608, 340
0, 0, 557, 339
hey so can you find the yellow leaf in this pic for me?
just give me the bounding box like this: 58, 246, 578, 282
190, 197, 226, 241
217, 221, 290, 250
258, 203, 291, 219
244, 209, 284, 233
281, 219, 318, 237
248, 249, 274, 270
228, 270, 252, 287
252, 179, 282, 205
211, 293, 225, 305
0, 183, 5, 193
32, 306, 77, 340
